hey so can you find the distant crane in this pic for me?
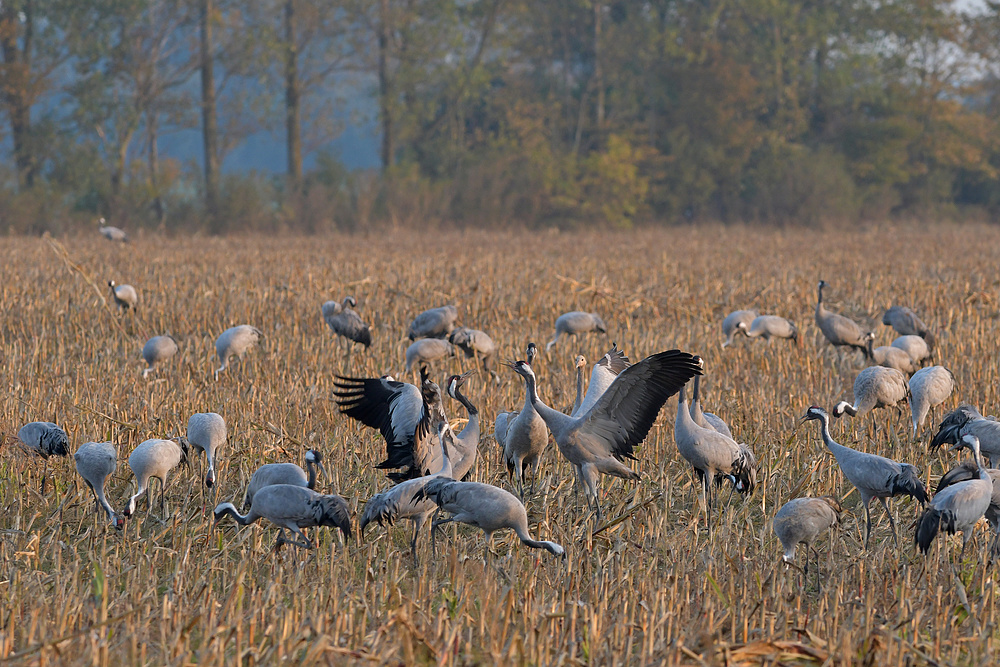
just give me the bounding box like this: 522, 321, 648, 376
773, 496, 843, 578
414, 477, 565, 557
801, 406, 927, 548
545, 311, 607, 354
892, 335, 933, 367
14, 421, 69, 493
404, 338, 455, 379
721, 310, 757, 348
908, 366, 955, 437
815, 281, 870, 360
407, 305, 459, 340
186, 412, 227, 492
832, 365, 910, 438
322, 296, 372, 350
882, 306, 935, 349
214, 484, 352, 550
75, 441, 124, 530
510, 348, 702, 519
215, 325, 263, 380
865, 333, 917, 375
916, 434, 992, 556
448, 327, 498, 385
124, 438, 189, 517
98, 217, 127, 242
244, 450, 327, 510
739, 315, 799, 345
108, 280, 138, 311
142, 335, 179, 379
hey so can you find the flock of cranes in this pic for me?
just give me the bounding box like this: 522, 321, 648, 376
12, 237, 1000, 579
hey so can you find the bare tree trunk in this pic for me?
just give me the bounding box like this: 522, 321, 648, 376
200, 0, 220, 225
285, 0, 301, 190
0, 1, 36, 190
148, 112, 165, 225
594, 2, 604, 130
377, 0, 393, 170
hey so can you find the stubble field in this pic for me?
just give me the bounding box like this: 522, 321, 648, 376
1, 223, 999, 665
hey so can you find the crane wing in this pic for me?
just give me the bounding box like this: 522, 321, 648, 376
335, 376, 422, 473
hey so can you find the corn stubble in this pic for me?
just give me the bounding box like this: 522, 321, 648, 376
1, 225, 999, 665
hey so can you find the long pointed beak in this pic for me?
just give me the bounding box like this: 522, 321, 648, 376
318, 461, 329, 479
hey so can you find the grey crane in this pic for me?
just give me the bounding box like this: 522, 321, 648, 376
883, 306, 935, 349
407, 305, 459, 340
909, 366, 955, 437
865, 333, 917, 375
545, 311, 607, 354
815, 281, 870, 359
124, 438, 189, 517
891, 334, 933, 367
335, 368, 448, 482
98, 217, 127, 242
689, 374, 733, 439
108, 280, 138, 311
405, 338, 455, 378
930, 405, 1000, 467
570, 344, 631, 419
142, 335, 178, 379
214, 484, 352, 550
322, 296, 372, 350
243, 449, 327, 510
674, 382, 757, 530
773, 496, 843, 577
186, 412, 227, 490
494, 343, 549, 499
449, 327, 499, 385
414, 477, 565, 557
510, 347, 702, 519
832, 366, 910, 428
721, 310, 757, 348
800, 406, 927, 548
214, 325, 263, 380
934, 447, 1000, 558
74, 441, 124, 530
739, 315, 799, 345
15, 421, 69, 493
571, 355, 588, 415
360, 411, 457, 559
916, 434, 992, 555
446, 372, 480, 478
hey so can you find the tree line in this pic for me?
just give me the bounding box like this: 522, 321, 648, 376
1, 0, 999, 233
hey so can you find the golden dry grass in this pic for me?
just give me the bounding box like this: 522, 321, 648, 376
1, 224, 1000, 665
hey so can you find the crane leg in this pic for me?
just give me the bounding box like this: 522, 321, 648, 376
41, 459, 49, 495
863, 501, 873, 550
877, 497, 898, 549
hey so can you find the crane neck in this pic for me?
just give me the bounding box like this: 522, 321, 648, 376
522, 371, 572, 435
676, 385, 696, 429
453, 386, 478, 417
572, 367, 585, 415
815, 414, 846, 455
306, 460, 318, 489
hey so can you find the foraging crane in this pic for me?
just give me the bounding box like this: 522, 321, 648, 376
335, 368, 448, 482
930, 405, 1000, 468
142, 335, 178, 379
510, 348, 702, 519
360, 418, 456, 559
916, 434, 992, 555
243, 449, 327, 510
407, 305, 459, 340
15, 421, 69, 493
405, 338, 455, 377
800, 406, 927, 548
934, 449, 1000, 557
322, 296, 372, 350
74, 441, 124, 529
674, 382, 757, 529
124, 438, 189, 517
832, 365, 909, 422
739, 315, 799, 345
721, 310, 757, 348
883, 306, 935, 349
864, 333, 917, 375
214, 484, 352, 550
98, 217, 127, 242
414, 477, 565, 557
908, 366, 955, 437
892, 335, 933, 367
773, 496, 843, 576
186, 412, 227, 490
815, 281, 870, 359
215, 325, 263, 380
689, 374, 733, 439
570, 344, 631, 419
108, 280, 138, 311
494, 343, 549, 499
545, 311, 607, 353
446, 372, 480, 479
449, 327, 498, 385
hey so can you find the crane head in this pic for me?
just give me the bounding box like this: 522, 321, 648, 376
802, 405, 828, 422
526, 342, 538, 365
344, 296, 357, 308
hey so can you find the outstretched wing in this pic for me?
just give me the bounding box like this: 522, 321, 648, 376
335, 376, 422, 474
577, 349, 702, 460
